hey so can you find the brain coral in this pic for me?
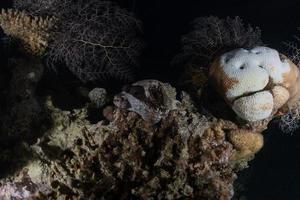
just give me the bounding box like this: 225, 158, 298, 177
209, 46, 300, 121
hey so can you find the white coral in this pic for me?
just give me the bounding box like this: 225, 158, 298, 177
232, 91, 273, 121
210, 46, 297, 121
219, 46, 290, 101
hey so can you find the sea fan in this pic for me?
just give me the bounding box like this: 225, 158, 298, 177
14, 0, 144, 83
283, 29, 300, 67
13, 0, 60, 17
173, 16, 262, 68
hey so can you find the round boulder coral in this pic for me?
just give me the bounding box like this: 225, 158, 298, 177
209, 46, 300, 121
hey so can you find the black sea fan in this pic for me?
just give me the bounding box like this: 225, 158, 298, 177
14, 0, 144, 83
174, 16, 262, 68
283, 28, 300, 67
13, 0, 60, 16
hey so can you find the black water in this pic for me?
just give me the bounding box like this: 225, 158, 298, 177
1, 0, 300, 199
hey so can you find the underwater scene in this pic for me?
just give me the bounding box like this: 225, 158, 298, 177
0, 0, 300, 199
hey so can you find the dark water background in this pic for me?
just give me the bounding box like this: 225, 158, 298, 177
1, 0, 300, 199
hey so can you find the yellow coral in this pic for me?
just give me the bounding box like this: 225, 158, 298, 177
0, 9, 56, 56
205, 120, 264, 162
227, 129, 264, 161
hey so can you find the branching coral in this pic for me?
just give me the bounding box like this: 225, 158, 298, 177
0, 9, 56, 56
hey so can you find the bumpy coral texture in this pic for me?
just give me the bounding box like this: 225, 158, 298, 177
209, 46, 300, 121
113, 80, 179, 124
0, 9, 55, 56
0, 80, 265, 200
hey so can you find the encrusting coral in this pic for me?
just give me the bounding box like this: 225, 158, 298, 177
0, 9, 56, 56
0, 80, 264, 200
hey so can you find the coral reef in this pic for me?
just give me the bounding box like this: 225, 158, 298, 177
209, 46, 300, 121
1, 10, 299, 199
0, 80, 265, 200
0, 9, 55, 56
113, 80, 180, 124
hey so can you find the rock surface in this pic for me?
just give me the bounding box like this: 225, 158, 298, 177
0, 80, 265, 200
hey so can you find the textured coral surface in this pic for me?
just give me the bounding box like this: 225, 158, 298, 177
1, 7, 298, 199
209, 46, 300, 121
0, 9, 55, 56
0, 80, 265, 200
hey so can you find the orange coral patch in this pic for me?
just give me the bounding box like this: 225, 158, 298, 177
209, 59, 239, 98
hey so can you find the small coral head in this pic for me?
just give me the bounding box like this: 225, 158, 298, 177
209, 46, 300, 121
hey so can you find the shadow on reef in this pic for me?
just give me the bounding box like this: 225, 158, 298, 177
0, 57, 53, 178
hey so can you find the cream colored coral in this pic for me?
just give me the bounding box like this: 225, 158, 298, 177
232, 91, 274, 121
227, 129, 264, 161
0, 9, 56, 56
271, 86, 290, 110
210, 46, 300, 122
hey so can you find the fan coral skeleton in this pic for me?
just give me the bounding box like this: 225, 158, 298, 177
3, 0, 144, 82
45, 0, 144, 82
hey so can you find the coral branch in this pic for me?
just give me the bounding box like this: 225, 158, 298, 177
0, 9, 56, 56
